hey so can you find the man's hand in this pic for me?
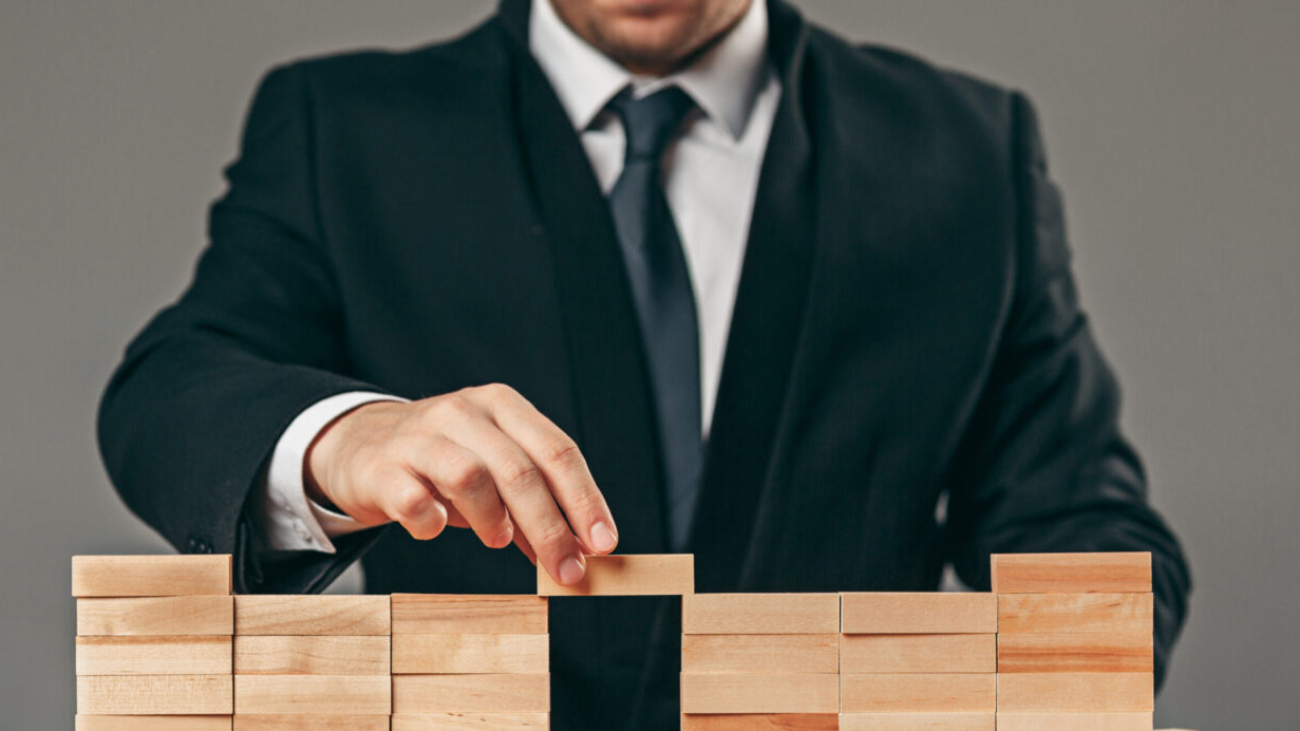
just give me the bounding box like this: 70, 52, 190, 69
304, 384, 618, 586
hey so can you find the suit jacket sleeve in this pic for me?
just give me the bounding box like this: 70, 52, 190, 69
943, 91, 1191, 689
97, 63, 391, 594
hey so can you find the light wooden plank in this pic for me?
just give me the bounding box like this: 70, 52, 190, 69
681, 634, 839, 674
839, 635, 995, 674
991, 553, 1152, 594
76, 674, 232, 715
681, 714, 839, 730
391, 714, 551, 730
840, 674, 996, 714
231, 716, 390, 731
679, 674, 840, 714
682, 594, 840, 635
391, 595, 548, 635
72, 555, 231, 597
995, 713, 1154, 731
75, 717, 232, 731
997, 593, 1154, 635
392, 674, 551, 713
76, 636, 231, 675
537, 554, 694, 596
839, 714, 994, 731
996, 673, 1154, 713
234, 635, 391, 675
839, 594, 995, 635
392, 634, 548, 674
233, 675, 392, 715
78, 596, 234, 636
234, 595, 390, 635
997, 632, 1153, 673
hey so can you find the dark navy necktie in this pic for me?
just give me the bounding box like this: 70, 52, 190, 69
605, 85, 702, 551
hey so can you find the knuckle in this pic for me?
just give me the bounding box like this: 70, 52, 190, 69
393, 485, 432, 518
533, 519, 573, 552
499, 459, 541, 490
540, 438, 584, 470
566, 486, 604, 516
442, 456, 489, 495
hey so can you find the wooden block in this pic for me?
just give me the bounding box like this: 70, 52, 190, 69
72, 555, 232, 597
679, 673, 840, 713
839, 594, 995, 634
393, 634, 549, 674
996, 673, 1154, 713
75, 717, 232, 731
840, 674, 996, 714
78, 596, 234, 636
392, 674, 551, 713
839, 635, 995, 674
997, 593, 1154, 635
991, 553, 1152, 594
391, 714, 551, 730
681, 714, 839, 730
76, 636, 231, 675
234, 635, 391, 675
537, 554, 694, 596
838, 714, 994, 731
681, 634, 839, 674
233, 675, 392, 715
391, 594, 548, 634
77, 674, 232, 715
682, 594, 840, 634
997, 632, 1153, 673
995, 713, 1153, 731
234, 595, 390, 635
232, 716, 390, 731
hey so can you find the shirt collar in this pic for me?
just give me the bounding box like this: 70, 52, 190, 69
528, 0, 770, 140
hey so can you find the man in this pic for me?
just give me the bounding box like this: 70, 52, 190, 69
98, 0, 1191, 728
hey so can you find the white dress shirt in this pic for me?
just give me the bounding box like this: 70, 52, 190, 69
255, 0, 781, 553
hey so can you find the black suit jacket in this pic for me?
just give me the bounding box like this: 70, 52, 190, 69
98, 1, 1190, 727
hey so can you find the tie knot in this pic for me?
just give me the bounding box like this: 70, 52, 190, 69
606, 85, 698, 163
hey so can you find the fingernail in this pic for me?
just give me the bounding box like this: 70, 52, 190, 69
558, 555, 585, 585
492, 521, 514, 548
590, 521, 618, 553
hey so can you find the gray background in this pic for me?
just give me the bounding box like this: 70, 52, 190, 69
2, 1, 1297, 728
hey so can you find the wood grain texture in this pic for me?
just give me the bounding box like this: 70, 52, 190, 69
995, 713, 1154, 731
682, 594, 840, 635
991, 553, 1152, 594
231, 715, 390, 731
681, 634, 839, 674
537, 554, 694, 596
838, 714, 994, 731
392, 674, 551, 713
679, 673, 840, 713
997, 593, 1154, 635
839, 594, 996, 635
839, 674, 996, 714
233, 675, 392, 715
75, 636, 231, 675
996, 673, 1154, 713
392, 634, 548, 674
997, 632, 1153, 673
391, 713, 551, 730
391, 594, 548, 634
75, 717, 232, 731
77, 596, 234, 636
681, 714, 839, 730
234, 635, 391, 675
234, 595, 390, 635
838, 634, 995, 674
72, 555, 232, 597
77, 674, 233, 715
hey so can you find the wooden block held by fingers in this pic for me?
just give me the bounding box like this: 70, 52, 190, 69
391, 594, 548, 634
537, 553, 694, 596
681, 634, 839, 674
996, 673, 1154, 713
838, 713, 994, 731
234, 635, 391, 675
681, 714, 839, 730
997, 632, 1153, 673
995, 713, 1154, 731
232, 715, 390, 731
75, 717, 232, 731
233, 675, 392, 715
72, 555, 232, 597
77, 596, 234, 636
77, 674, 233, 715
679, 673, 840, 714
997, 593, 1154, 635
839, 634, 995, 674
393, 633, 549, 674
991, 553, 1152, 594
839, 674, 996, 714
390, 714, 552, 730
682, 594, 840, 634
839, 593, 996, 635
76, 636, 232, 675
392, 674, 551, 713
234, 595, 390, 635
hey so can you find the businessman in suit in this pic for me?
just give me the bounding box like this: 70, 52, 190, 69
98, 0, 1191, 728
